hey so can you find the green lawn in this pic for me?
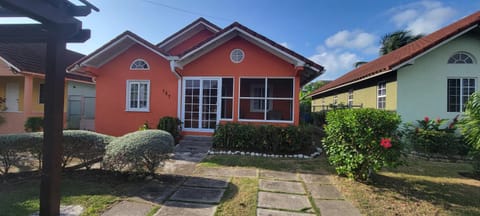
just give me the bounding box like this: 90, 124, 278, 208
201, 155, 480, 216
0, 171, 138, 216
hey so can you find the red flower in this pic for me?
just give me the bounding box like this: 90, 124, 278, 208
424, 116, 430, 122
380, 138, 392, 149
436, 118, 441, 124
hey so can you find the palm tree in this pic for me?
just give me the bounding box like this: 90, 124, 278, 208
461, 92, 480, 174
379, 30, 423, 55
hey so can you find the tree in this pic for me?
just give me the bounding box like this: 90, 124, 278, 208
461, 92, 480, 174
379, 30, 423, 55
353, 61, 368, 68
300, 80, 329, 102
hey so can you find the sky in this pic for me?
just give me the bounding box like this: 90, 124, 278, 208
3, 0, 479, 80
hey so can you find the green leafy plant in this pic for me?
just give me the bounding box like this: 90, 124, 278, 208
138, 121, 150, 131
103, 130, 174, 174
24, 117, 44, 132
323, 108, 403, 181
461, 92, 480, 174
403, 116, 468, 156
213, 123, 315, 154
157, 116, 181, 143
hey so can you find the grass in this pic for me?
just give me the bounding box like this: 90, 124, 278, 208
0, 177, 120, 216
201, 155, 480, 216
215, 177, 258, 216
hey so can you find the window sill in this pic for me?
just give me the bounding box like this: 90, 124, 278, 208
125, 109, 150, 113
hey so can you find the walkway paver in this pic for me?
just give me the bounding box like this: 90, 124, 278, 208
31, 205, 84, 216
299, 173, 331, 184
257, 208, 316, 216
314, 199, 362, 216
259, 170, 298, 181
169, 187, 225, 204
306, 184, 344, 199
136, 184, 178, 203
155, 201, 217, 216
259, 179, 306, 194
258, 191, 313, 212
183, 176, 230, 188
101, 201, 154, 216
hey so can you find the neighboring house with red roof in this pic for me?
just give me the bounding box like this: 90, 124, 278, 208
309, 11, 480, 123
68, 18, 324, 136
0, 43, 95, 134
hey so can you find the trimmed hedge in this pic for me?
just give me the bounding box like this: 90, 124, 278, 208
103, 130, 174, 174
0, 130, 114, 174
213, 123, 315, 154
323, 108, 403, 181
62, 130, 114, 169
24, 117, 43, 132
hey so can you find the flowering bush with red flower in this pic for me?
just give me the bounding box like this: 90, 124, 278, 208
323, 108, 404, 181
403, 115, 469, 157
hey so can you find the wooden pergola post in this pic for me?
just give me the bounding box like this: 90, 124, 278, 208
0, 1, 97, 215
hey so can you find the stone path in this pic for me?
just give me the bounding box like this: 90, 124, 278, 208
100, 136, 362, 216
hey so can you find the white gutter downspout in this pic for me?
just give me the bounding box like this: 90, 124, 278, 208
170, 58, 183, 119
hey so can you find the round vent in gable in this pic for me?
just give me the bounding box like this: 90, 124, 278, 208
230, 49, 245, 63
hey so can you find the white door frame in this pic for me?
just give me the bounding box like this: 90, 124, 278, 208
5, 82, 19, 112
181, 77, 222, 132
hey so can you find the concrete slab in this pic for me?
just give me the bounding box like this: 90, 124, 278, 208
136, 184, 178, 203
31, 205, 83, 216
155, 201, 217, 216
259, 170, 298, 181
259, 179, 305, 194
299, 174, 331, 184
257, 192, 312, 212
306, 184, 343, 199
194, 167, 234, 177
183, 176, 230, 188
101, 201, 154, 216
315, 199, 361, 216
233, 167, 257, 178
169, 187, 225, 204
257, 208, 316, 216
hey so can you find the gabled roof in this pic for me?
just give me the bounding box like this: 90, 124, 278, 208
310, 11, 480, 97
177, 22, 325, 85
156, 17, 221, 51
67, 31, 176, 76
0, 43, 92, 82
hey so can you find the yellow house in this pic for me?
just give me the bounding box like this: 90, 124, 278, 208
310, 11, 480, 123
0, 43, 94, 134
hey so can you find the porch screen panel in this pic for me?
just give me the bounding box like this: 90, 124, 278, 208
266, 79, 293, 121
239, 78, 266, 120
221, 78, 233, 119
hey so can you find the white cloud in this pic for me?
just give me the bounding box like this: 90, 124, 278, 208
325, 30, 376, 50
279, 42, 289, 48
390, 0, 456, 34
309, 46, 360, 80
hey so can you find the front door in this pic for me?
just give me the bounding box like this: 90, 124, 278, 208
183, 78, 220, 131
5, 82, 19, 112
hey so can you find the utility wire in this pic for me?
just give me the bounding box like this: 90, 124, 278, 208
141, 0, 234, 23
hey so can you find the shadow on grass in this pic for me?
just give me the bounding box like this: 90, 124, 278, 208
0, 169, 237, 216
369, 173, 480, 215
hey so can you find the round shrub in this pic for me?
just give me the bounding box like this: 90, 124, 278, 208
0, 132, 42, 174
323, 108, 403, 181
62, 130, 114, 169
103, 130, 174, 174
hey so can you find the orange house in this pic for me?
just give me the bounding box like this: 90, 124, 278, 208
69, 18, 324, 136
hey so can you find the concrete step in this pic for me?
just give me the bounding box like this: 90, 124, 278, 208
181, 135, 213, 142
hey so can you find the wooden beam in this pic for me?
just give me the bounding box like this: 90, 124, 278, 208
0, 0, 84, 24
39, 24, 66, 216
0, 24, 90, 42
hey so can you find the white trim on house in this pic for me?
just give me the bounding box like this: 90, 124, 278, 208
157, 21, 220, 49
377, 81, 386, 109
446, 76, 477, 113
220, 77, 235, 121
177, 27, 309, 69
0, 56, 21, 72
177, 79, 182, 119
130, 58, 150, 70
125, 80, 150, 112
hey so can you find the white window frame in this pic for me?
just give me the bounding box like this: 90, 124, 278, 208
238, 77, 294, 123
126, 80, 150, 112
377, 81, 386, 110
348, 89, 354, 107
249, 84, 273, 112
130, 58, 150, 70
220, 77, 234, 121
447, 77, 477, 113
447, 52, 476, 64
